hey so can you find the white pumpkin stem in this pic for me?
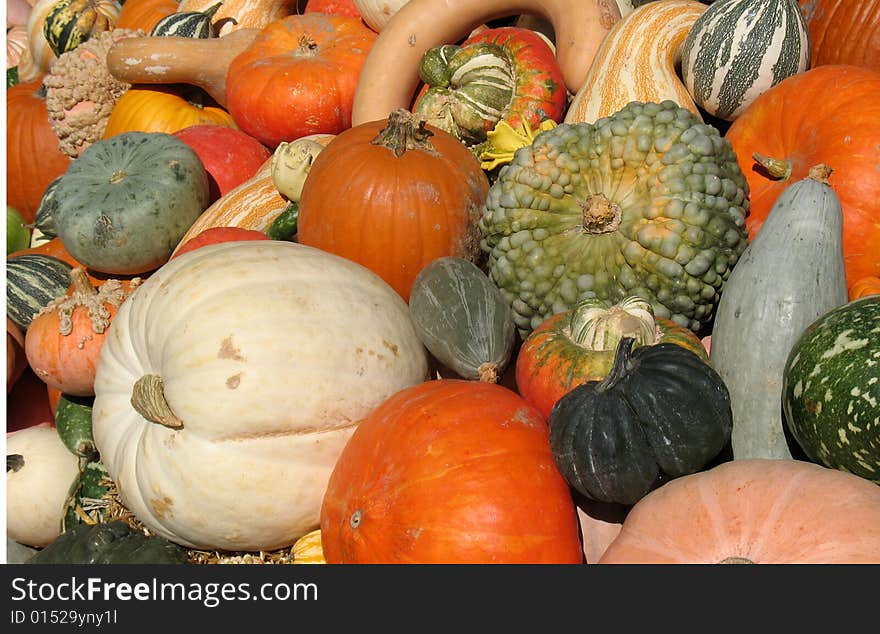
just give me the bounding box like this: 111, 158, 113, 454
36, 268, 141, 336
131, 375, 183, 429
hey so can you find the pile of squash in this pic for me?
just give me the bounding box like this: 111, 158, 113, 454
6, 0, 880, 564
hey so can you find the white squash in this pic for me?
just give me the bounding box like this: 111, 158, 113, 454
7, 423, 81, 548
354, 0, 411, 32
92, 240, 429, 552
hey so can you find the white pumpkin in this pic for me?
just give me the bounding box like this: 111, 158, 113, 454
7, 423, 81, 548
354, 0, 411, 32
92, 240, 429, 552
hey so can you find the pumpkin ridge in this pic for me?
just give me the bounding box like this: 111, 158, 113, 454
744, 467, 812, 563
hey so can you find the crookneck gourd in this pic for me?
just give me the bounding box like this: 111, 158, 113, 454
478, 100, 750, 335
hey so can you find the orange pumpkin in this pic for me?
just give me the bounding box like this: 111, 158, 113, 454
298, 109, 489, 301
7, 317, 27, 393
320, 379, 584, 563
225, 13, 378, 148
600, 459, 880, 564
24, 268, 139, 397
116, 0, 180, 32
6, 77, 72, 223
102, 85, 236, 139
725, 65, 880, 285
798, 0, 880, 72
849, 276, 880, 300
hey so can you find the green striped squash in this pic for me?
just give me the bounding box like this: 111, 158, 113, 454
34, 175, 63, 241
6, 254, 73, 331
42, 0, 120, 58
150, 2, 223, 39
783, 296, 880, 483
681, 0, 810, 121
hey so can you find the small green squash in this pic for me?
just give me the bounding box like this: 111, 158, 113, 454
6, 254, 74, 331
549, 336, 732, 506
34, 175, 63, 240
681, 0, 810, 121
409, 256, 516, 382
710, 165, 848, 460
55, 393, 96, 459
28, 521, 188, 564
478, 100, 750, 336
52, 131, 210, 275
783, 296, 880, 483
42, 0, 119, 58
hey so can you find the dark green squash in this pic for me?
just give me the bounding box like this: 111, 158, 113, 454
6, 253, 74, 330
28, 521, 188, 564
478, 100, 750, 336
52, 131, 210, 275
783, 296, 880, 483
549, 336, 732, 506
409, 256, 516, 382
55, 393, 96, 459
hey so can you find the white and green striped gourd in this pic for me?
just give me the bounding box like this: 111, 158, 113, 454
681, 0, 810, 121
150, 2, 224, 39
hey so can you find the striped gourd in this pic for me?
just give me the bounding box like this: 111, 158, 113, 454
174, 0, 295, 36
172, 134, 334, 254
565, 0, 707, 125
150, 2, 223, 38
6, 254, 74, 331
26, 0, 120, 75
42, 0, 121, 57
681, 0, 810, 121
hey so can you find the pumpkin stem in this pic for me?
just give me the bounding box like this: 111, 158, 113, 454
752, 153, 792, 180
807, 164, 833, 185
131, 375, 183, 429
371, 109, 439, 158
597, 337, 636, 392
298, 34, 319, 55
581, 193, 622, 234
719, 557, 755, 564
35, 269, 141, 336
477, 362, 499, 383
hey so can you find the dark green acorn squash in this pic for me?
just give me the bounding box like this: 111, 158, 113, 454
783, 296, 880, 483
478, 99, 749, 335
28, 521, 188, 564
52, 131, 209, 275
548, 336, 732, 506
409, 256, 516, 382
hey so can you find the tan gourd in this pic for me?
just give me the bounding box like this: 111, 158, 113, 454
351, 0, 622, 126
566, 0, 706, 124
105, 28, 259, 106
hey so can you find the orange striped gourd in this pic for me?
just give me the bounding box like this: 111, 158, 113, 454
565, 0, 705, 125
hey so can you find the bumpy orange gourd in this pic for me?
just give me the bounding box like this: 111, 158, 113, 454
24, 268, 139, 396
297, 109, 489, 301
225, 13, 378, 148
320, 379, 584, 563
798, 0, 880, 72
600, 459, 880, 564
725, 65, 880, 285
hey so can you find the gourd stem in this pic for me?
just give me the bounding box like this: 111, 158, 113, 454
752, 153, 792, 180
597, 337, 635, 392
807, 164, 833, 185
581, 193, 622, 234
371, 109, 438, 158
477, 362, 499, 383
719, 557, 755, 564
131, 375, 183, 429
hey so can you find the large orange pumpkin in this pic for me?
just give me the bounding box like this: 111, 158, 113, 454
798, 0, 880, 72
600, 459, 880, 564
298, 109, 490, 301
6, 77, 72, 223
320, 379, 584, 563
225, 13, 378, 148
725, 65, 880, 285
102, 85, 236, 139
115, 0, 180, 32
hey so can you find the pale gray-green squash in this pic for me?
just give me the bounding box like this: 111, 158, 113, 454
52, 131, 209, 276
709, 165, 848, 460
409, 257, 516, 382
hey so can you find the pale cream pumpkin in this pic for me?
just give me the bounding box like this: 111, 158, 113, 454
7, 423, 81, 548
566, 0, 706, 124
92, 240, 429, 551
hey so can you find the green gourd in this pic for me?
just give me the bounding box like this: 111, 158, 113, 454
709, 165, 848, 460
28, 521, 188, 564
51, 131, 209, 275
409, 256, 516, 382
